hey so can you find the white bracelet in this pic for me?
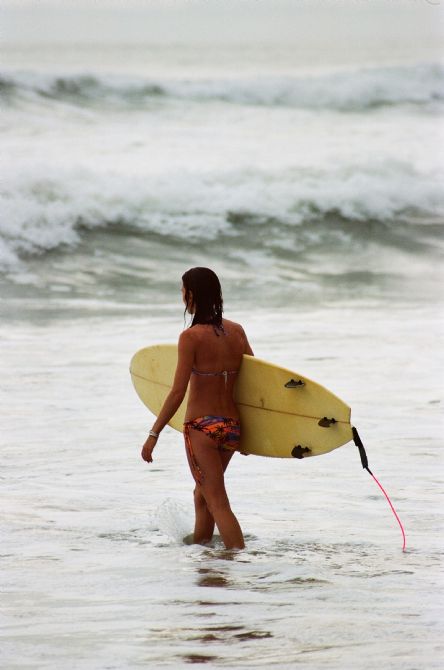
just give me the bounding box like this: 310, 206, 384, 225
149, 429, 159, 439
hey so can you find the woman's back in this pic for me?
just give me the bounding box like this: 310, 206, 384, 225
185, 318, 250, 421
192, 318, 245, 370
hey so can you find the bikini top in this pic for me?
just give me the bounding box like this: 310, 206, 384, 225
191, 322, 239, 386
191, 367, 239, 387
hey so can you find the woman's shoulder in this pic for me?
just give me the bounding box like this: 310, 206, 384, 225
222, 318, 247, 337
178, 328, 195, 348
179, 319, 245, 340
222, 317, 242, 330
223, 318, 253, 354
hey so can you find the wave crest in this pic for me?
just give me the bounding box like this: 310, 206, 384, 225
1, 161, 442, 273
1, 61, 443, 111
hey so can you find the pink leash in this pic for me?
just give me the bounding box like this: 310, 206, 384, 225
352, 427, 406, 552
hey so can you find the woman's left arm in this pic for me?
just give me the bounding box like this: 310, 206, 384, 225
141, 330, 195, 463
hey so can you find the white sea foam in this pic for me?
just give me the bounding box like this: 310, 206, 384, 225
2, 62, 443, 111
1, 159, 442, 273
2, 53, 442, 280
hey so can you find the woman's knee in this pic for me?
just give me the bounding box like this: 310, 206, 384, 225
193, 485, 207, 510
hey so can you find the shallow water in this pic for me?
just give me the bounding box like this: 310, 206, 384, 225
2, 22, 444, 667
1, 305, 443, 669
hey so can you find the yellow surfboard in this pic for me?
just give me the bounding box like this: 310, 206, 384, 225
129, 344, 354, 459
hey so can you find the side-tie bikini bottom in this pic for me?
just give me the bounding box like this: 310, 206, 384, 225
183, 415, 241, 484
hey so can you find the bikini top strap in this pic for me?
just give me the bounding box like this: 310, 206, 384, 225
191, 368, 238, 376
191, 367, 238, 388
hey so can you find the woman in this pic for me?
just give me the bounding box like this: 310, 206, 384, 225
141, 267, 254, 550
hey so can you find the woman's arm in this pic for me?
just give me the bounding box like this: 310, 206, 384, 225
141, 330, 195, 463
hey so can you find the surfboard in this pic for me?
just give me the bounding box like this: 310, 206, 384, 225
129, 344, 354, 459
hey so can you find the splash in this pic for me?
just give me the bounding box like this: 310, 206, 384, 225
148, 498, 192, 544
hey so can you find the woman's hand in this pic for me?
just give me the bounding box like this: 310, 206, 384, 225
141, 434, 158, 463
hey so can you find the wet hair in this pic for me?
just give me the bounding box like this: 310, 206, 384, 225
182, 267, 223, 331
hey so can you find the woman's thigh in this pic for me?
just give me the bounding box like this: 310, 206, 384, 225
186, 427, 234, 497
220, 447, 235, 473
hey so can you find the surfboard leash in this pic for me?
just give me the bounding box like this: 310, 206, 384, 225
352, 427, 406, 552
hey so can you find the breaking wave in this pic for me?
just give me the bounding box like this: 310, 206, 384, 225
1, 61, 443, 112
1, 160, 442, 274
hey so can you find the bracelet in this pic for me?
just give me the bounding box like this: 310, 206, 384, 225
149, 429, 159, 439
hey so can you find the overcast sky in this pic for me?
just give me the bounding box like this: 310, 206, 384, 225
1, 0, 442, 46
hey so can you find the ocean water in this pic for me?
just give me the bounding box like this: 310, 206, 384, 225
1, 38, 443, 669
1, 44, 444, 318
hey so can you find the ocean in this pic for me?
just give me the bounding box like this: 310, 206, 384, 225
1, 36, 443, 669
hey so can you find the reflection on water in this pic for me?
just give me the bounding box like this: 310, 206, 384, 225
196, 567, 232, 589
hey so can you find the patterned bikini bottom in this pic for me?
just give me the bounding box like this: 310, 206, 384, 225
183, 415, 241, 484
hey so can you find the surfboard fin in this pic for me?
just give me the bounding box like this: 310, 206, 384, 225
291, 444, 312, 458
284, 378, 305, 388
318, 416, 337, 427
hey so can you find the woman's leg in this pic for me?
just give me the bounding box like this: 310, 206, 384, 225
185, 428, 244, 550
193, 485, 214, 544
192, 449, 235, 544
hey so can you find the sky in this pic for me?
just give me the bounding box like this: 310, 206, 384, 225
1, 0, 443, 47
